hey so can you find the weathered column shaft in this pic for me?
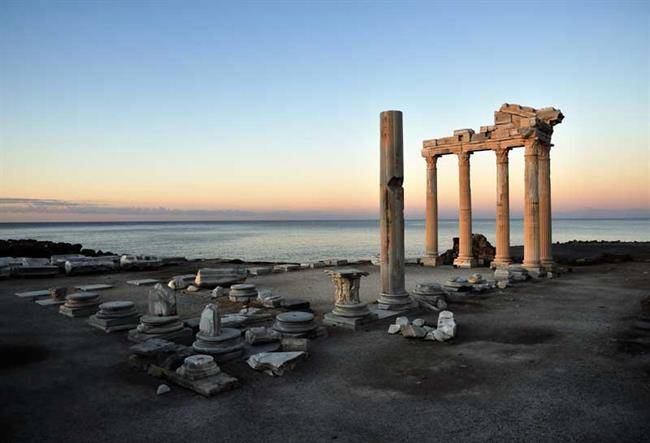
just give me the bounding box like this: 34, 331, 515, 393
453, 151, 476, 268
422, 155, 439, 266
538, 144, 553, 266
378, 110, 411, 309
523, 141, 544, 275
493, 148, 512, 267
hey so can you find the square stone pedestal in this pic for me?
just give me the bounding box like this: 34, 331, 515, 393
88, 315, 140, 333
453, 257, 478, 268
323, 312, 378, 331
421, 256, 441, 267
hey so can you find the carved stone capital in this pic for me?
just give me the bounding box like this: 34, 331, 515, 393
457, 151, 471, 166
495, 148, 510, 164
425, 155, 439, 170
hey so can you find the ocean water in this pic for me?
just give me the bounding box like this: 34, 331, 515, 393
0, 219, 648, 262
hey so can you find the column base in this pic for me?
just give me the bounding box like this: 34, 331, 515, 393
522, 263, 547, 278
377, 292, 414, 311
490, 258, 513, 269
453, 256, 477, 268
421, 255, 440, 267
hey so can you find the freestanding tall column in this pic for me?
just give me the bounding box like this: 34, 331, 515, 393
453, 151, 477, 268
492, 148, 512, 268
523, 141, 545, 276
538, 144, 554, 269
422, 155, 440, 267
378, 110, 412, 310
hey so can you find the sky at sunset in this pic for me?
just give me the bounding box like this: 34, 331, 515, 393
1, 1, 648, 222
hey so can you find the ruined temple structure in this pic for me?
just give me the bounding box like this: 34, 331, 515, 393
421, 104, 564, 276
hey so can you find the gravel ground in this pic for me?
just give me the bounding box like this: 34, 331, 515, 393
1, 261, 649, 442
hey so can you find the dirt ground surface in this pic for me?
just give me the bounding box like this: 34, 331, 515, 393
1, 258, 649, 442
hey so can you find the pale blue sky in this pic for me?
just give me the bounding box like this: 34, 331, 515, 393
1, 0, 648, 221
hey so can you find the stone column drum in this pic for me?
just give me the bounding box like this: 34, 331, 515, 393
453, 151, 477, 268
422, 155, 440, 267
523, 141, 545, 276
492, 148, 512, 268
538, 144, 554, 269
378, 110, 411, 310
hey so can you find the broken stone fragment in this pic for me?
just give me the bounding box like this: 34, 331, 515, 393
156, 384, 171, 395
245, 327, 282, 345
395, 316, 410, 326
400, 324, 426, 338
437, 298, 448, 310
437, 311, 457, 339
211, 286, 225, 298
497, 281, 509, 289
412, 318, 425, 327
148, 284, 177, 317
239, 307, 261, 316
387, 324, 401, 334
280, 338, 309, 352
168, 274, 196, 290
185, 285, 201, 293
246, 351, 306, 376
467, 273, 484, 284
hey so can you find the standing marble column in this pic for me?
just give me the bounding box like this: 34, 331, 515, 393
523, 141, 545, 276
492, 148, 512, 268
422, 155, 440, 267
538, 144, 554, 269
378, 110, 412, 310
453, 151, 477, 268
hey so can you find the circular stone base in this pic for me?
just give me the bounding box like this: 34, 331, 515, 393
332, 302, 370, 318
196, 328, 241, 343
273, 311, 317, 334
377, 293, 413, 310
140, 315, 180, 325
193, 339, 244, 356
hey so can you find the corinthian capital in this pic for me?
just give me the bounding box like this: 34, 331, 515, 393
524, 140, 541, 157
495, 148, 510, 164
457, 151, 471, 166
425, 155, 439, 170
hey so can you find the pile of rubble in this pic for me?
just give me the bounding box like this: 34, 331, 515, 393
388, 311, 457, 342
444, 273, 495, 293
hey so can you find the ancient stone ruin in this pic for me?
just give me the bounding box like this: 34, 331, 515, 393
421, 103, 564, 276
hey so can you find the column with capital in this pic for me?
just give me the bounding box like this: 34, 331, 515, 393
492, 148, 512, 268
422, 155, 440, 266
523, 141, 545, 277
453, 151, 477, 268
538, 143, 554, 269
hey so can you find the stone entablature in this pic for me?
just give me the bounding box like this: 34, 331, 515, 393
422, 104, 564, 156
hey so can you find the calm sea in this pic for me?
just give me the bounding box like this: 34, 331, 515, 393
0, 219, 648, 262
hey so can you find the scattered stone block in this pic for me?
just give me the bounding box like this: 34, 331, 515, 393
280, 337, 309, 352
248, 266, 273, 276
120, 255, 162, 270
65, 258, 118, 275
412, 318, 425, 327
170, 354, 239, 397
325, 259, 348, 266
185, 285, 201, 293
15, 290, 50, 299
129, 285, 192, 343
387, 324, 401, 334
273, 264, 301, 272
280, 299, 311, 311
168, 274, 196, 290
400, 324, 426, 338
12, 264, 60, 277
195, 268, 247, 288
156, 384, 171, 395
75, 284, 113, 292
127, 279, 159, 286
245, 327, 282, 345
309, 261, 327, 269
50, 254, 85, 269
246, 351, 306, 376
395, 316, 410, 326
211, 286, 225, 298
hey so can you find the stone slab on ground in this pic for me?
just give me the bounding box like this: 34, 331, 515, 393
75, 284, 114, 292
369, 303, 421, 322
59, 306, 99, 318
88, 316, 140, 333
35, 298, 66, 306
281, 299, 311, 311
128, 327, 194, 345
323, 312, 379, 331
164, 369, 240, 397
126, 279, 160, 286
247, 351, 307, 376
15, 290, 51, 299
